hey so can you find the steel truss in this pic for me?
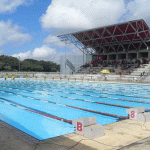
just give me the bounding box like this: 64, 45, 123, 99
58, 33, 95, 54
58, 19, 150, 55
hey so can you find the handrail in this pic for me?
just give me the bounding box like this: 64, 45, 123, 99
65, 59, 76, 72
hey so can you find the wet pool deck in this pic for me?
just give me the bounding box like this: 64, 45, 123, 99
1, 119, 150, 150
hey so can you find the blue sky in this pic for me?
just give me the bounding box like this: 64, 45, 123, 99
0, 0, 52, 55
0, 0, 150, 64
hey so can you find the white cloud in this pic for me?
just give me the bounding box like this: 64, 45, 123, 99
12, 44, 83, 64
42, 48, 82, 64
43, 34, 84, 63
44, 35, 81, 52
12, 51, 31, 60
12, 45, 57, 61
32, 45, 56, 59
44, 35, 66, 47
127, 0, 150, 25
40, 0, 126, 31
0, 0, 32, 13
0, 20, 31, 47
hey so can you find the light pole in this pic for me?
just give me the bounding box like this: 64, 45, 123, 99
61, 38, 67, 75
18, 56, 20, 72
65, 41, 66, 75
83, 48, 85, 66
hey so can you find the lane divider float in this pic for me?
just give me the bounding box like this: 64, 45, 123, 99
0, 97, 72, 124
0, 91, 127, 119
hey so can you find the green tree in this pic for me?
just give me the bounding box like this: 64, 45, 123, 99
0, 55, 60, 72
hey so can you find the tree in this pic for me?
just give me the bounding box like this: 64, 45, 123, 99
0, 55, 60, 72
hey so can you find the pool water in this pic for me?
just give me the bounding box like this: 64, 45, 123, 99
0, 78, 150, 140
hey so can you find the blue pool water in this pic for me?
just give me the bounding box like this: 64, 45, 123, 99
0, 78, 150, 140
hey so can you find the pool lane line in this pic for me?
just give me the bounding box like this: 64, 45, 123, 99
71, 88, 150, 99
8, 83, 150, 99
1, 84, 150, 108
5, 83, 150, 103
0, 91, 128, 119
1, 83, 149, 100
24, 109, 73, 124
31, 84, 150, 98
1, 83, 150, 103
31, 90, 150, 106
0, 88, 150, 111
1, 85, 149, 106
76, 85, 150, 98
51, 84, 150, 99
65, 105, 128, 119
117, 98, 150, 105
0, 97, 72, 124
0, 89, 136, 109
49, 87, 150, 99
62, 88, 148, 100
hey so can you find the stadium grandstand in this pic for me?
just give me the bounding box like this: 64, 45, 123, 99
58, 19, 150, 77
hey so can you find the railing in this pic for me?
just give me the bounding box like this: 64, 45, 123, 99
76, 61, 92, 74
65, 59, 76, 72
1, 72, 150, 84
0, 72, 60, 78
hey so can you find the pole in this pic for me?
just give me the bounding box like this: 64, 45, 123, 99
83, 48, 84, 66
19, 56, 20, 72
65, 41, 66, 75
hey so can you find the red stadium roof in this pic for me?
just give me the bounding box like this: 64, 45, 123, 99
58, 19, 150, 54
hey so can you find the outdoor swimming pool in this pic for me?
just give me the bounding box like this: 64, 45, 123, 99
0, 78, 150, 140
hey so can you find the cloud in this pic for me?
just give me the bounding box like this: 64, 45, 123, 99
12, 51, 31, 60
0, 20, 31, 47
32, 45, 56, 59
44, 35, 81, 52
40, 0, 126, 31
0, 0, 33, 13
12, 45, 57, 61
12, 44, 83, 64
44, 35, 66, 47
126, 0, 150, 25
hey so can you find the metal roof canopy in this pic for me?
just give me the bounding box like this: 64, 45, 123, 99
58, 19, 150, 55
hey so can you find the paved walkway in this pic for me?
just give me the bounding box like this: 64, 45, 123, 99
1, 119, 150, 150
119, 136, 150, 150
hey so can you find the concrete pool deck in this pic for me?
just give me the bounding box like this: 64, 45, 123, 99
1, 119, 150, 150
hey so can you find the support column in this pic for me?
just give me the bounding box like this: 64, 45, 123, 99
116, 53, 118, 61
107, 54, 109, 62
65, 41, 66, 75
148, 51, 150, 60
83, 49, 84, 66
137, 52, 139, 59
126, 52, 128, 60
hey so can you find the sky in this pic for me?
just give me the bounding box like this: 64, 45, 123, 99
0, 0, 150, 64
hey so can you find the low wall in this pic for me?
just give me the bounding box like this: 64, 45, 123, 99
1, 72, 150, 84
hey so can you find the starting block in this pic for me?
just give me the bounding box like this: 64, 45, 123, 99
83, 124, 104, 139
72, 117, 104, 139
126, 107, 150, 122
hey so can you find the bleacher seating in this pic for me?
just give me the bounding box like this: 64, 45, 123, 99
77, 58, 150, 77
